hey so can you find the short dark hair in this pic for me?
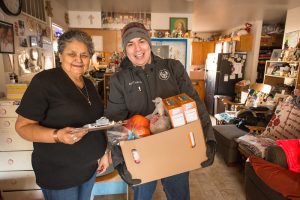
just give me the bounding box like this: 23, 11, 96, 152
58, 30, 94, 56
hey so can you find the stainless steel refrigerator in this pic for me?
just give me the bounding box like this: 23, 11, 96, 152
204, 53, 247, 115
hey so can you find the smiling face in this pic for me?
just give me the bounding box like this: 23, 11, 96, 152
59, 40, 90, 80
125, 37, 151, 67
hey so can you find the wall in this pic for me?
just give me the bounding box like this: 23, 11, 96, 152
0, 12, 34, 96
284, 6, 300, 41
50, 0, 69, 30
151, 13, 192, 30
0, 1, 68, 97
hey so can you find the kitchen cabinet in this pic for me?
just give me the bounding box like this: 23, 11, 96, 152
0, 99, 42, 200
79, 29, 122, 53
234, 34, 253, 52
263, 61, 300, 90
192, 41, 215, 65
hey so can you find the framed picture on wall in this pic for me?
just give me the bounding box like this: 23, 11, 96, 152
169, 17, 188, 37
0, 20, 15, 54
29, 36, 38, 47
151, 38, 188, 68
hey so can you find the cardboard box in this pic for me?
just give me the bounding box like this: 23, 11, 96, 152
175, 93, 199, 123
189, 70, 205, 80
162, 96, 186, 128
120, 120, 207, 185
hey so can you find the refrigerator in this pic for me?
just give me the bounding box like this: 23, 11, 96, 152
204, 53, 247, 115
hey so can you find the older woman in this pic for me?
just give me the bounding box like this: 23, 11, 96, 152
15, 30, 110, 200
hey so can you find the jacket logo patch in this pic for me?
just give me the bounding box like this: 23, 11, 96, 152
159, 69, 170, 80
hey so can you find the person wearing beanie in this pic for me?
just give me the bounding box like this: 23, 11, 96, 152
106, 22, 216, 200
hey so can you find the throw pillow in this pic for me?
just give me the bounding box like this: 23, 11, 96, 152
249, 156, 300, 199
236, 134, 276, 158
261, 100, 300, 140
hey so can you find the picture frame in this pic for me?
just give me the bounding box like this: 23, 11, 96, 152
29, 36, 38, 47
284, 31, 299, 49
151, 38, 188, 68
270, 49, 282, 61
0, 20, 15, 54
169, 17, 188, 37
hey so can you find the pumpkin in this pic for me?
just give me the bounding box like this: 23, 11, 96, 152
125, 115, 150, 138
127, 114, 150, 128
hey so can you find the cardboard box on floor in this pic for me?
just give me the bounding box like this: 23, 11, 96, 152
120, 119, 207, 185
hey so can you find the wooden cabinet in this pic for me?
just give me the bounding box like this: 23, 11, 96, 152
192, 41, 215, 65
263, 61, 300, 90
192, 79, 205, 101
0, 99, 41, 200
79, 29, 122, 52
234, 34, 253, 52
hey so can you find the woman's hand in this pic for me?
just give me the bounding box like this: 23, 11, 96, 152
97, 151, 111, 174
56, 127, 88, 144
15, 115, 87, 144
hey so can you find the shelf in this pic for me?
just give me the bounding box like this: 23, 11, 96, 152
263, 60, 300, 90
266, 60, 299, 63
265, 74, 297, 79
258, 58, 270, 60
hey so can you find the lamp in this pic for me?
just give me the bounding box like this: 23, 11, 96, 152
91, 36, 104, 68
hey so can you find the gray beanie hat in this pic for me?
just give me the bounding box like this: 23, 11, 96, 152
122, 22, 151, 49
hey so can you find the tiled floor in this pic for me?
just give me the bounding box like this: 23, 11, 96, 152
94, 153, 245, 200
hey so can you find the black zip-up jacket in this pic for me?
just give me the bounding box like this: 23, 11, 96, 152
106, 54, 215, 142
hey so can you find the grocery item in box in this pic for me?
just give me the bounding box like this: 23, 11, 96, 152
162, 96, 185, 128
175, 93, 199, 123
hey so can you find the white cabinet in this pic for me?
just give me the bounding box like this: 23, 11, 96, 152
0, 99, 42, 200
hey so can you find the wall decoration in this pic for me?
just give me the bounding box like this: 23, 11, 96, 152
169, 17, 188, 38
151, 38, 188, 68
270, 49, 282, 61
29, 36, 38, 47
18, 20, 25, 36
0, 20, 15, 54
18, 48, 44, 75
0, 0, 22, 16
152, 45, 169, 59
45, 0, 53, 17
101, 12, 151, 29
19, 36, 28, 47
284, 31, 299, 49
88, 15, 94, 24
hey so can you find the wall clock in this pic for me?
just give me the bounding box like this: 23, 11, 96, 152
0, 0, 22, 16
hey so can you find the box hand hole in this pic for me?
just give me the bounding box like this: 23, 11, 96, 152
189, 132, 196, 148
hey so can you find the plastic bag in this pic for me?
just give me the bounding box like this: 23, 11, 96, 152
149, 114, 171, 134
107, 125, 139, 145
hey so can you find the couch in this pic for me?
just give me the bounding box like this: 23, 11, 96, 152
220, 95, 300, 200
236, 95, 300, 158
245, 145, 289, 200
214, 95, 299, 165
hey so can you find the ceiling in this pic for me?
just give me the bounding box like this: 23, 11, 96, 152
64, 0, 300, 32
